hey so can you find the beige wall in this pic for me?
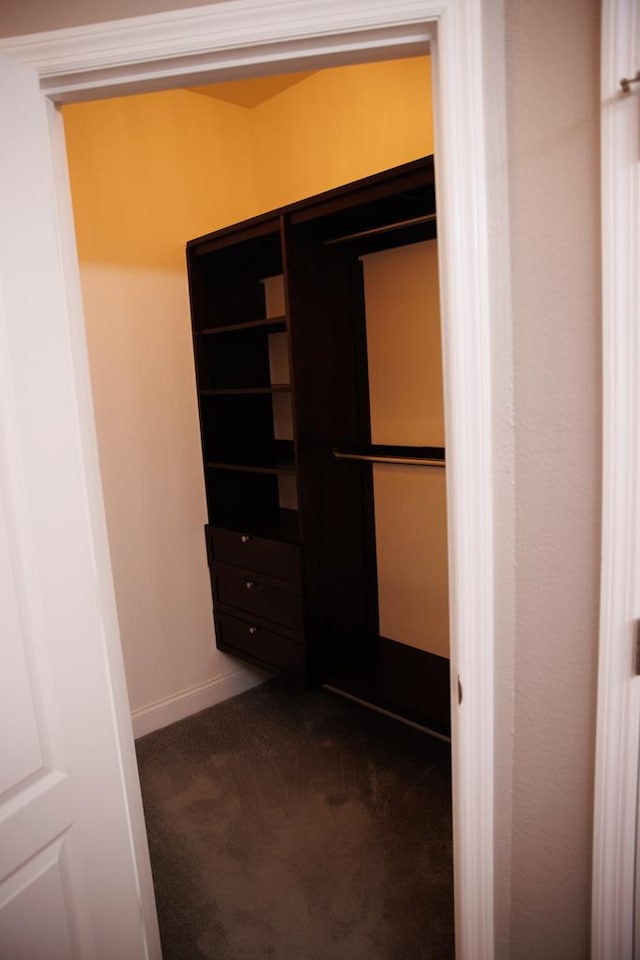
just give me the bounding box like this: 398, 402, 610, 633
362, 242, 448, 658
501, 0, 601, 955
0, 0, 220, 36
78, 264, 236, 709
63, 90, 264, 716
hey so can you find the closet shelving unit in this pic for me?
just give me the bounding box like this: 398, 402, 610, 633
187, 156, 451, 734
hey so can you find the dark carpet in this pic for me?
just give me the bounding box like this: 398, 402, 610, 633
135, 681, 454, 960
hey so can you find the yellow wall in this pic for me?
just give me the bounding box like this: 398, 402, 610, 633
251, 57, 433, 209
62, 56, 436, 722
64, 89, 258, 270
63, 57, 433, 269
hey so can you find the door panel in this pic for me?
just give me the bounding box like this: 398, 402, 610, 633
0, 53, 159, 959
0, 479, 42, 791
0, 415, 85, 957
0, 839, 75, 960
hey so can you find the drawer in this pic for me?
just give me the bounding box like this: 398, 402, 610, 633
207, 525, 300, 584
215, 610, 305, 673
212, 565, 303, 633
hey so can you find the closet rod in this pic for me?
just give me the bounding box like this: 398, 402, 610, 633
333, 449, 445, 468
324, 213, 437, 247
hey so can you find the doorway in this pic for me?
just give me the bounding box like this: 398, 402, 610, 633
0, 2, 500, 956
61, 56, 442, 740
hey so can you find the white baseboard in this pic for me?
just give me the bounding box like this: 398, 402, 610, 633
131, 667, 267, 739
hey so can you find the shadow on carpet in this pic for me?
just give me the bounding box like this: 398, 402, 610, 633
135, 681, 454, 960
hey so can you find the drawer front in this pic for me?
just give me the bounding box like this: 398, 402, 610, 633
207, 526, 300, 584
216, 610, 305, 673
213, 568, 303, 632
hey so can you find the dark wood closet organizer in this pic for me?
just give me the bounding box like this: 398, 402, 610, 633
187, 156, 450, 736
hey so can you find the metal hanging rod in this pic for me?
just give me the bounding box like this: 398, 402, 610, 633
324, 213, 437, 247
333, 449, 445, 468
620, 70, 640, 93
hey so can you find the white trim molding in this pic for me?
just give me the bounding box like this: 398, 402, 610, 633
0, 3, 503, 957
131, 669, 268, 740
432, 4, 496, 955
593, 0, 640, 957
0, 0, 438, 101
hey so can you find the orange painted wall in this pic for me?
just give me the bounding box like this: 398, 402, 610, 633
63, 89, 258, 270
251, 57, 433, 210
63, 56, 433, 269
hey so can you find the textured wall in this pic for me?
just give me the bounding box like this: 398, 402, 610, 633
504, 0, 601, 954
0, 0, 220, 36
77, 263, 264, 715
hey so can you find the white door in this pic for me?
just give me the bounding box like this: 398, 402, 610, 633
0, 54, 160, 960
593, 1, 640, 957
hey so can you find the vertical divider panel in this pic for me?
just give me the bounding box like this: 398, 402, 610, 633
282, 213, 378, 681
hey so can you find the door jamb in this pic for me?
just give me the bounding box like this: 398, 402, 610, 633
592, 0, 640, 955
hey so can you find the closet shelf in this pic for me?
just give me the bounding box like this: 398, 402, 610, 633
206, 460, 291, 476
333, 444, 445, 467
324, 213, 437, 247
206, 443, 295, 475
196, 316, 287, 336
201, 384, 291, 397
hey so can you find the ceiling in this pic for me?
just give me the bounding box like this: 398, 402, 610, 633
188, 71, 316, 109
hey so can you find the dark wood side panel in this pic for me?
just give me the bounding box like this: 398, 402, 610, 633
327, 637, 451, 737
282, 216, 378, 680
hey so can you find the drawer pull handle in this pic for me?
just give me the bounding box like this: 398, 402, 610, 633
248, 625, 258, 635
240, 535, 251, 544
245, 580, 256, 591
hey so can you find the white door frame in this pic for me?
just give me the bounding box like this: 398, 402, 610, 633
593, 0, 640, 956
0, 2, 506, 956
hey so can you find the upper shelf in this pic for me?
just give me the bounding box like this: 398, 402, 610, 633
196, 316, 287, 336
200, 384, 291, 397
187, 157, 434, 255
323, 213, 437, 254
333, 444, 446, 467
206, 440, 296, 475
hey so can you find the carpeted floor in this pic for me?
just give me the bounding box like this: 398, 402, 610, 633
135, 681, 454, 960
